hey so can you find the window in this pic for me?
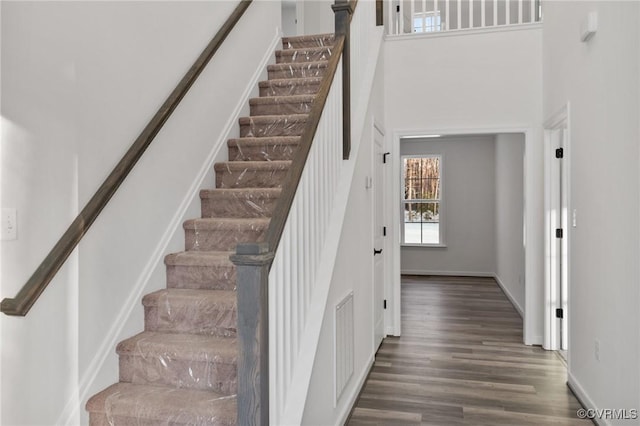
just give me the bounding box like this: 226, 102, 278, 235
413, 11, 442, 33
402, 155, 442, 245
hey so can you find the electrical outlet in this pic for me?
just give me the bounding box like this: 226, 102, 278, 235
1, 208, 17, 240
572, 209, 578, 227
594, 339, 600, 362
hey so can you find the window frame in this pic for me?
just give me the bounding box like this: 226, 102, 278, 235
412, 11, 442, 33
400, 154, 446, 247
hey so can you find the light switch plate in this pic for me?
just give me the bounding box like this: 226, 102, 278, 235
1, 208, 17, 240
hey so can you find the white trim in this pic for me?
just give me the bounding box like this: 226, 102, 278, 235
337, 354, 375, 426
568, 372, 609, 426
494, 273, 524, 318
385, 21, 542, 42
56, 31, 282, 426
401, 270, 494, 277
390, 125, 539, 345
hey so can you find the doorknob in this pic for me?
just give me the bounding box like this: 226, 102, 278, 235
373, 248, 383, 255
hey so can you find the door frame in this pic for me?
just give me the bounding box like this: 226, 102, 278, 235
543, 103, 571, 352
388, 126, 539, 345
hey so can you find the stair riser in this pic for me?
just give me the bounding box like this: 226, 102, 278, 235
268, 66, 327, 80
276, 49, 332, 64
119, 357, 236, 394
239, 119, 307, 138
228, 142, 298, 161
249, 101, 313, 116
185, 226, 267, 251
144, 305, 237, 337
215, 167, 289, 189
259, 82, 321, 97
166, 264, 236, 291
201, 195, 279, 218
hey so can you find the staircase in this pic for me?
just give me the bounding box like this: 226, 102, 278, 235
86, 33, 335, 426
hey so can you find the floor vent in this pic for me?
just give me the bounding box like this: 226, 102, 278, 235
334, 292, 354, 405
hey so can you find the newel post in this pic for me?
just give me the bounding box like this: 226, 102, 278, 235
332, 0, 354, 160
230, 242, 273, 426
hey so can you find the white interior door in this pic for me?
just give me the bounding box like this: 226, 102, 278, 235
373, 127, 386, 350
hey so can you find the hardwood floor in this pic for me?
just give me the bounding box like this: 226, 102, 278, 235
348, 275, 588, 426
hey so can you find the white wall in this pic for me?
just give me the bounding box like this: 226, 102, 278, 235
495, 133, 525, 315
0, 1, 281, 424
302, 0, 335, 35
302, 33, 385, 426
543, 1, 640, 421
400, 135, 497, 275
385, 24, 543, 342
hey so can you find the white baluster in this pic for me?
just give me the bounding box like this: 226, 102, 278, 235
518, 0, 523, 23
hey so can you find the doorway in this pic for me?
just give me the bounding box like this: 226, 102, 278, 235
388, 128, 536, 344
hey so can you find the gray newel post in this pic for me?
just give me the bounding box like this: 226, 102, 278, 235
332, 0, 354, 160
230, 242, 273, 426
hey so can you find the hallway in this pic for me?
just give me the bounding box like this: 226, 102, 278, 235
348, 276, 588, 425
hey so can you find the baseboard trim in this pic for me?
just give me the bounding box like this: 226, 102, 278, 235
401, 270, 495, 277
338, 353, 375, 426
567, 372, 607, 426
493, 274, 524, 318
56, 31, 282, 426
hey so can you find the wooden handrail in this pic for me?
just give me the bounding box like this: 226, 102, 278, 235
1, 0, 253, 317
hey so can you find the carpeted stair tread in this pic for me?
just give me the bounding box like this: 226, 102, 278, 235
183, 217, 270, 231
249, 96, 314, 115
275, 46, 333, 64
165, 251, 236, 291
282, 33, 334, 49
165, 251, 235, 267
200, 188, 281, 218
86, 383, 236, 426
267, 61, 328, 79
117, 332, 237, 392
227, 136, 300, 161
259, 77, 323, 96
117, 331, 237, 362
214, 160, 291, 188
143, 289, 236, 337
239, 114, 308, 138
183, 217, 270, 251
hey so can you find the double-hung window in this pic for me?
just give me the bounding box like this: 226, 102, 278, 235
402, 155, 443, 245
413, 11, 442, 33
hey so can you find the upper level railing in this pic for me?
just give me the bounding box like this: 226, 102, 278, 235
230, 1, 371, 424
0, 1, 253, 317
387, 0, 541, 35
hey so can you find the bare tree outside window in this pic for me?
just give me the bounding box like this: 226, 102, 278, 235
403, 156, 441, 244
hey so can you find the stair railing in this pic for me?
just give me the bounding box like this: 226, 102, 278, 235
0, 0, 253, 317
230, 1, 374, 424
386, 0, 542, 35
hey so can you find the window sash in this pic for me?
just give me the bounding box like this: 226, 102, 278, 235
402, 155, 443, 245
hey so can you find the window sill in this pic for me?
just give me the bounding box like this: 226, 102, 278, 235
401, 243, 447, 248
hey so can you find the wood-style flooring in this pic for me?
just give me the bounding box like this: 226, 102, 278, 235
348, 275, 588, 426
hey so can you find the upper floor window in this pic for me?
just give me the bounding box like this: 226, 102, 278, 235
413, 11, 442, 33
402, 155, 443, 245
